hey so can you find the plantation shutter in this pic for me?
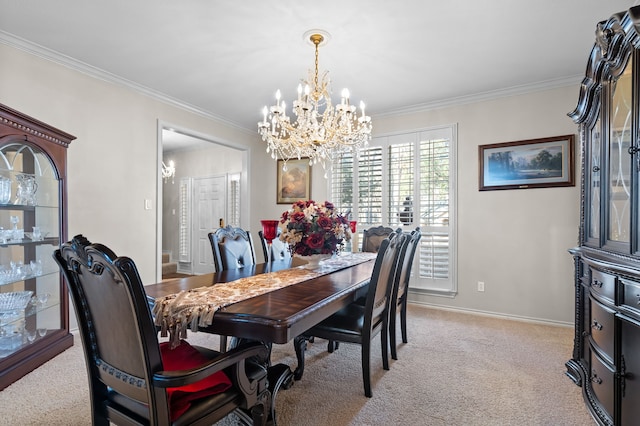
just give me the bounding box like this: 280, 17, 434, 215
414, 129, 455, 294
227, 173, 240, 227
178, 178, 191, 263
388, 139, 415, 228
356, 147, 383, 226
330, 153, 354, 217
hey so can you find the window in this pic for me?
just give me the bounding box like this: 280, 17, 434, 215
178, 178, 191, 263
227, 173, 241, 227
330, 125, 457, 295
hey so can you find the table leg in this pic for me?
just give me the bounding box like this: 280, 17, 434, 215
230, 337, 294, 425
293, 335, 309, 380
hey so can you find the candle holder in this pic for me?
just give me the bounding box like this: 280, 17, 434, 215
349, 220, 357, 252
260, 220, 279, 271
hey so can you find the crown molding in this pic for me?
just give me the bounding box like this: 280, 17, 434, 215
373, 75, 581, 119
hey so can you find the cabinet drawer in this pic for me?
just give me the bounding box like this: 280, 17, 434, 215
589, 296, 615, 363
590, 269, 616, 303
589, 347, 615, 424
621, 278, 640, 320
620, 316, 640, 426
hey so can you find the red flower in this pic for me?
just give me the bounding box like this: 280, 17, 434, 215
306, 233, 325, 249
317, 215, 332, 230
291, 211, 306, 223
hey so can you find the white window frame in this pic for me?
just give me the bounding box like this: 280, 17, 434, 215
329, 124, 457, 296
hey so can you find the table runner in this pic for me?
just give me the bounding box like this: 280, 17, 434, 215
153, 252, 376, 347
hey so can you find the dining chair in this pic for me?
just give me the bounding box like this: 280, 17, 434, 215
258, 229, 291, 263
361, 225, 395, 253
298, 230, 409, 397
208, 226, 258, 352
53, 234, 272, 426
389, 227, 422, 360
209, 225, 257, 272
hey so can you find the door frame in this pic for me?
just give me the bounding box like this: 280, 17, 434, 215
156, 120, 250, 282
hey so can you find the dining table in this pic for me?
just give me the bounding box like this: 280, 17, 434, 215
145, 252, 377, 386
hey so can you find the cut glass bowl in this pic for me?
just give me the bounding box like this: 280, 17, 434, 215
0, 291, 34, 311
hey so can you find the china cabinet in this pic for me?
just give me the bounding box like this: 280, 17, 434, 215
568, 6, 640, 425
0, 103, 75, 389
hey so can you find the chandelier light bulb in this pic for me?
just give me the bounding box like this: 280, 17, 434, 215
341, 88, 350, 105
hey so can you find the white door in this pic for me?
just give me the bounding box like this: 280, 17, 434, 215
192, 175, 226, 274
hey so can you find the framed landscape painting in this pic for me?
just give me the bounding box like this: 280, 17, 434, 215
479, 134, 575, 191
277, 158, 311, 204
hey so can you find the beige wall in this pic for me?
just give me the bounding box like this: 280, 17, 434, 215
0, 42, 580, 324
371, 87, 581, 324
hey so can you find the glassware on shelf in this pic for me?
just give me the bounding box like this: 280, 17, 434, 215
0, 318, 24, 355
0, 291, 33, 312
30, 292, 49, 308
32, 226, 42, 241
30, 259, 43, 276
37, 292, 49, 306
8, 216, 23, 242
14, 173, 37, 206
0, 292, 28, 355
25, 229, 49, 242
24, 328, 36, 343
0, 177, 11, 204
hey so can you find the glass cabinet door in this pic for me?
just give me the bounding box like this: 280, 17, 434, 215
586, 114, 602, 246
606, 56, 632, 249
0, 142, 60, 358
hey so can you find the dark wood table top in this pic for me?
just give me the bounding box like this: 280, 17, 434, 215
145, 257, 375, 344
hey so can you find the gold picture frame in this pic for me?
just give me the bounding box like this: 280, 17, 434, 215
277, 158, 311, 204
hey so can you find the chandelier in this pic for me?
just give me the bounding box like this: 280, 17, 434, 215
258, 31, 372, 174
162, 160, 175, 184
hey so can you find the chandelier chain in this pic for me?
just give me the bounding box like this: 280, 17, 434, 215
314, 37, 320, 98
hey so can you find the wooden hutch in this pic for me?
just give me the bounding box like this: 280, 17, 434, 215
0, 104, 75, 389
567, 6, 640, 425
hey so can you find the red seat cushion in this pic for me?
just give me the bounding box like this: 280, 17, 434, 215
160, 340, 232, 421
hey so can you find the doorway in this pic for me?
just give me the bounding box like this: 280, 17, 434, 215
157, 122, 249, 281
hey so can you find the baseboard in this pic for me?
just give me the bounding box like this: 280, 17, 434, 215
408, 300, 573, 328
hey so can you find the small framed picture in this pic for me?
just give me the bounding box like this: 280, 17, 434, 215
276, 158, 311, 204
479, 134, 575, 191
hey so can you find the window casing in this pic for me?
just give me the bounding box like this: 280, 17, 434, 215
330, 125, 457, 295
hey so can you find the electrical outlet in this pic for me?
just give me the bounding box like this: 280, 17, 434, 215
477, 281, 485, 292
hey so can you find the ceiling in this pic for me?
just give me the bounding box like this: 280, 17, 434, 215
0, 1, 638, 138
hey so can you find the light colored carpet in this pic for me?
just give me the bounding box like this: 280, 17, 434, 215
0, 305, 594, 425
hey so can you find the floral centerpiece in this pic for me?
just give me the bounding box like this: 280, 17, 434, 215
279, 200, 351, 257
